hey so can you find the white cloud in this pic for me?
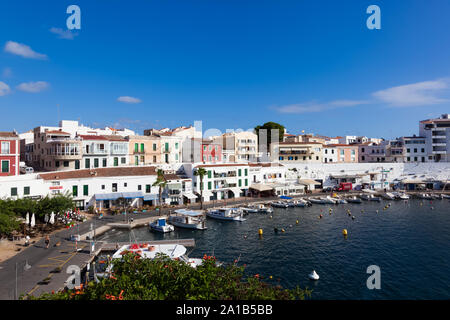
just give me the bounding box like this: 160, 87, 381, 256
117, 96, 142, 104
4, 41, 47, 60
275, 99, 369, 114
0, 81, 11, 96
49, 27, 78, 40
373, 79, 449, 107
16, 81, 50, 93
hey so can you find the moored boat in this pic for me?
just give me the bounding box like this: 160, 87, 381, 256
271, 201, 289, 208
206, 207, 246, 221
168, 209, 207, 230
346, 196, 362, 203
149, 218, 174, 233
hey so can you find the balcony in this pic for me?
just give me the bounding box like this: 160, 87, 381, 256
53, 153, 82, 160
280, 150, 308, 155
162, 148, 171, 153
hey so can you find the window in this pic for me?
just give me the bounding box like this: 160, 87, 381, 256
421, 148, 425, 153
207, 171, 212, 179
135, 156, 139, 165
134, 143, 139, 152
140, 143, 144, 152
114, 157, 118, 166
1, 160, 9, 173
238, 179, 242, 187
244, 169, 248, 176
146, 185, 151, 193
316, 156, 319, 160
238, 169, 242, 176
407, 148, 410, 153
124, 183, 127, 187
94, 158, 99, 168
175, 143, 179, 149
325, 149, 328, 154
208, 181, 212, 190
361, 148, 365, 153
102, 158, 107, 167
24, 186, 30, 195
64, 161, 69, 167
121, 157, 126, 164
85, 158, 90, 169
1, 141, 10, 154
153, 155, 156, 162
75, 160, 80, 170
340, 150, 344, 155
138, 185, 142, 191
55, 161, 60, 167
153, 143, 157, 151
112, 183, 118, 192
73, 186, 78, 197
11, 187, 17, 196
414, 148, 417, 153
245, 179, 248, 187
101, 185, 105, 190
83, 185, 89, 196
175, 154, 179, 161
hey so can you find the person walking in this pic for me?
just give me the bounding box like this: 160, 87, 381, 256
45, 235, 50, 249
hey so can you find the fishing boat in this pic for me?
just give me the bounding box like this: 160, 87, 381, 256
321, 196, 337, 204
295, 199, 310, 207
168, 209, 207, 230
206, 207, 246, 221
382, 192, 396, 200
430, 193, 442, 199
285, 200, 297, 207
271, 201, 289, 208
149, 218, 174, 233
346, 196, 362, 204
331, 197, 347, 204
360, 194, 381, 201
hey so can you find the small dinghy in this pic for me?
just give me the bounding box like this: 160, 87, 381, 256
308, 270, 319, 280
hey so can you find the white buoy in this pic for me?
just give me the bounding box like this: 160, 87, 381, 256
309, 270, 319, 280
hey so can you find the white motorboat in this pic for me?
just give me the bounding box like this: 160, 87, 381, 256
346, 196, 362, 204
441, 194, 450, 199
308, 197, 327, 204
360, 194, 381, 201
168, 209, 207, 230
149, 218, 175, 233
332, 198, 347, 204
97, 243, 204, 278
308, 270, 319, 281
416, 193, 433, 200
430, 193, 442, 199
393, 192, 409, 200
206, 207, 246, 221
295, 199, 310, 207
321, 196, 337, 204
254, 204, 273, 213
285, 200, 297, 207
383, 192, 396, 200
271, 201, 289, 208
242, 205, 259, 214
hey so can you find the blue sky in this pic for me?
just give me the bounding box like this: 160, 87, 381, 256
0, 0, 449, 139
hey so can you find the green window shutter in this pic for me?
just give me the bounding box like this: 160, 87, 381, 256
244, 169, 248, 176
134, 143, 138, 152
24, 186, 30, 195
141, 143, 144, 152
102, 158, 107, 167
75, 160, 80, 170
85, 158, 90, 169
165, 143, 169, 152
245, 179, 248, 186
238, 169, 242, 176
175, 143, 178, 149
153, 143, 156, 151
1, 161, 8, 173
135, 156, 139, 165
73, 186, 78, 197
114, 157, 118, 166
208, 181, 212, 190
146, 185, 150, 193
94, 158, 99, 168
83, 185, 88, 196
238, 179, 242, 187
208, 170, 212, 179
11, 188, 17, 196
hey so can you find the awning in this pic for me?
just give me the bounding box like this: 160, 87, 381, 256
95, 191, 144, 201
174, 209, 203, 216
401, 180, 425, 184
298, 179, 322, 185
183, 192, 198, 200
249, 183, 274, 192
143, 194, 158, 201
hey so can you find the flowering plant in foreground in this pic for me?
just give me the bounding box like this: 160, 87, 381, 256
32, 253, 312, 300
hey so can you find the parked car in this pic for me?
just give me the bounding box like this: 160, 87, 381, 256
323, 186, 338, 192
20, 166, 34, 174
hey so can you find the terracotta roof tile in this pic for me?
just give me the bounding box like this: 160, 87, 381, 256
0, 131, 19, 138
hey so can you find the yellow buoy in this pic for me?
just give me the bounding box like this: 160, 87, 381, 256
296, 220, 299, 224
342, 229, 348, 236
281, 228, 285, 232
269, 275, 273, 279
258, 228, 263, 235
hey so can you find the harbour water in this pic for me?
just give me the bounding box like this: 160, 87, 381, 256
97, 199, 450, 299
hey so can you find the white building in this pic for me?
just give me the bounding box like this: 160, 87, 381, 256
419, 114, 450, 162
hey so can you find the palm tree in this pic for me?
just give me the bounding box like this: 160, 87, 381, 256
194, 167, 207, 209
152, 169, 167, 215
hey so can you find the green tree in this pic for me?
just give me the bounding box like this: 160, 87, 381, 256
33, 253, 311, 300
194, 167, 207, 209
254, 122, 286, 151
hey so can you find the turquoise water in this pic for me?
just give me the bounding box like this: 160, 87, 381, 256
97, 199, 450, 299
